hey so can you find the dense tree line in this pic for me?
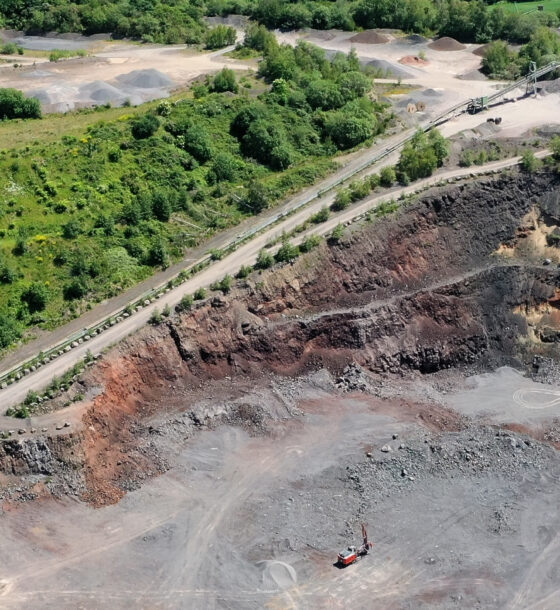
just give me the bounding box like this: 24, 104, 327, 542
482, 26, 560, 79
2, 1, 559, 46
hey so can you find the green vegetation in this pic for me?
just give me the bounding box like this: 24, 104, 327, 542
0, 88, 42, 120
493, 1, 560, 15
3, 0, 557, 47
482, 26, 560, 78
520, 150, 541, 172
0, 42, 24, 55
204, 25, 237, 49
397, 129, 449, 183
0, 36, 386, 355
49, 48, 87, 62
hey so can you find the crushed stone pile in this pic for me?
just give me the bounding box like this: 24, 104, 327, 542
117, 68, 173, 89
429, 37, 466, 52
350, 30, 389, 44
367, 59, 417, 79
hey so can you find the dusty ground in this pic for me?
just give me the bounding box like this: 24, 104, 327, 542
1, 171, 560, 608
1, 370, 560, 609
0, 34, 250, 112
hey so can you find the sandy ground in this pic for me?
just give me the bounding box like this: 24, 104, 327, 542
0, 38, 249, 112
1, 369, 560, 609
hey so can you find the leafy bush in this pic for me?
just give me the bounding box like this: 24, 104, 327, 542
176, 294, 193, 312
0, 313, 20, 349
205, 25, 236, 50
275, 240, 299, 263
0, 88, 41, 120
21, 282, 48, 313
397, 129, 449, 183
256, 248, 274, 269
131, 113, 160, 139
211, 68, 238, 93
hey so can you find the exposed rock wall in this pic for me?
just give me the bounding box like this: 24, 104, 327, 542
4, 170, 560, 505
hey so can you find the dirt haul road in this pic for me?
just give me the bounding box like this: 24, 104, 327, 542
0, 91, 557, 412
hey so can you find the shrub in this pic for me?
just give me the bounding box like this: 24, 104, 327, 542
310, 206, 330, 224
131, 114, 160, 139
300, 234, 322, 252
256, 248, 274, 269
244, 181, 270, 214
62, 220, 81, 239
12, 238, 27, 256
63, 279, 87, 301
380, 166, 396, 187
194, 287, 207, 300
176, 294, 193, 312
0, 313, 20, 349
162, 303, 171, 317
21, 282, 48, 313
149, 308, 162, 325
328, 223, 345, 244
205, 25, 236, 50
236, 265, 252, 279
275, 240, 299, 263
0, 88, 41, 120
521, 150, 540, 173
331, 190, 351, 212
211, 68, 238, 93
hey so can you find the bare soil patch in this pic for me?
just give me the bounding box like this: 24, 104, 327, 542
399, 54, 429, 67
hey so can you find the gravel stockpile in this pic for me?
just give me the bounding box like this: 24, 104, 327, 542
116, 68, 174, 89
367, 58, 417, 79
350, 30, 389, 44
429, 36, 467, 51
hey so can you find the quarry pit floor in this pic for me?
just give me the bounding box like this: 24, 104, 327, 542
1, 367, 560, 609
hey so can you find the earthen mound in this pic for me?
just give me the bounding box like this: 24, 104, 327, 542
117, 68, 173, 89
428, 37, 466, 51
350, 30, 389, 44
473, 43, 491, 57
406, 34, 428, 44
399, 55, 429, 67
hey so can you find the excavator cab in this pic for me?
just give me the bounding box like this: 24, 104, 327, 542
337, 547, 358, 567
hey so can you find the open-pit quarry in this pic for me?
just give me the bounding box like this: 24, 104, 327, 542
2, 170, 560, 608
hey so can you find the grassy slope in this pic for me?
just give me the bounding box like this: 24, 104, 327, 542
0, 54, 387, 353
494, 1, 560, 13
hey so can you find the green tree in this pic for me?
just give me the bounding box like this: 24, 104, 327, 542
0, 88, 41, 120
204, 25, 236, 50
131, 113, 160, 139
211, 68, 238, 93
551, 136, 560, 160
21, 282, 48, 313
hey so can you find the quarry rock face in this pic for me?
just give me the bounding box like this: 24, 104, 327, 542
2, 171, 560, 506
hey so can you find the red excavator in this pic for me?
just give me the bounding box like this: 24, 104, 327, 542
336, 524, 374, 567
